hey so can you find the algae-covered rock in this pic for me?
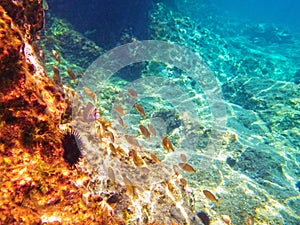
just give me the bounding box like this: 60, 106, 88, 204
147, 3, 300, 225
0, 1, 195, 224
0, 0, 44, 37
0, 2, 124, 224
150, 2, 299, 82
41, 15, 104, 70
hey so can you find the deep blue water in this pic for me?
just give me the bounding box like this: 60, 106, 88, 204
49, 0, 156, 48
212, 0, 300, 31
49, 0, 300, 49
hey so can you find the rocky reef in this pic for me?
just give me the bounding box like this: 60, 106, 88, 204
150, 3, 300, 83
0, 1, 198, 224
148, 3, 300, 225
1, 0, 299, 225
0, 1, 123, 224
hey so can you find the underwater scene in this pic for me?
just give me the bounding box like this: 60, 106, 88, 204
0, 0, 299, 224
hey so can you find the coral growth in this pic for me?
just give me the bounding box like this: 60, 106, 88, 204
0, 2, 194, 224
0, 0, 45, 38
0, 2, 124, 224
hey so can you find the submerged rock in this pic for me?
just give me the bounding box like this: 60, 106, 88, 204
0, 2, 123, 224
0, 1, 198, 224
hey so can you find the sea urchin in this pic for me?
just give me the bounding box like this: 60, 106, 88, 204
62, 129, 83, 167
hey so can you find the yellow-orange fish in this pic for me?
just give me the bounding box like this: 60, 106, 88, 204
179, 178, 187, 187
128, 89, 138, 98
113, 105, 125, 115
67, 69, 77, 82
52, 65, 62, 86
178, 163, 196, 173
107, 167, 115, 183
162, 136, 174, 152
148, 124, 156, 136
246, 217, 254, 225
105, 131, 114, 143
117, 115, 126, 128
203, 190, 219, 203
167, 182, 175, 193
122, 175, 135, 196
116, 146, 126, 155
52, 49, 60, 63
35, 33, 41, 40
134, 103, 146, 117
221, 215, 231, 225
83, 86, 97, 103
125, 135, 140, 147
173, 165, 180, 176
139, 125, 150, 139
129, 149, 144, 167
109, 143, 117, 155
39, 49, 45, 63
149, 153, 161, 163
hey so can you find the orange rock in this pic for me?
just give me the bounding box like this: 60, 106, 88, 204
0, 4, 125, 224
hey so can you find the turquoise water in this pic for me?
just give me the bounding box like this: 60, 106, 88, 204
210, 0, 300, 31
44, 0, 299, 224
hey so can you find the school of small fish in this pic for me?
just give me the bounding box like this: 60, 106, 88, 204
60, 69, 241, 225
48, 49, 80, 86
107, 88, 241, 225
